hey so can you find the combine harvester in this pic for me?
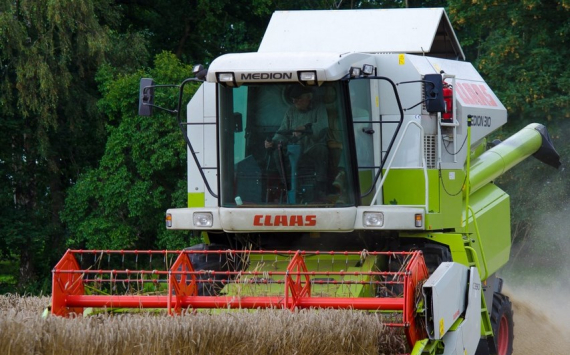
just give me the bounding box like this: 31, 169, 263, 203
52, 8, 560, 355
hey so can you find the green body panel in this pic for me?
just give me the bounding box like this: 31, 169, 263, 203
382, 169, 435, 208
399, 182, 510, 283
462, 184, 511, 280
188, 192, 205, 207
411, 338, 444, 355
384, 144, 513, 282
382, 168, 465, 231
360, 170, 375, 205
426, 169, 465, 231
222, 254, 377, 298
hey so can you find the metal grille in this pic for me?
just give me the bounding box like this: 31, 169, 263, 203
421, 82, 426, 112
424, 135, 437, 168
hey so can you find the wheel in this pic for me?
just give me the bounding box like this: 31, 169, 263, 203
387, 242, 452, 274
377, 242, 451, 297
491, 292, 514, 355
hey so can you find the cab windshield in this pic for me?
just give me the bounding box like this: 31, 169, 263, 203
218, 82, 357, 207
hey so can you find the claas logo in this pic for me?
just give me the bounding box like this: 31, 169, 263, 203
253, 215, 317, 227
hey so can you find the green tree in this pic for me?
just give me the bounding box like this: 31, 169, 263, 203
448, 0, 570, 122
114, 0, 272, 64
61, 52, 195, 251
0, 0, 148, 291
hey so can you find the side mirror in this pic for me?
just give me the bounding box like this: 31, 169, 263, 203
138, 78, 154, 116
423, 74, 445, 113
193, 64, 208, 81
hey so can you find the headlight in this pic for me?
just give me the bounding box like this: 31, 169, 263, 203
349, 67, 361, 78
165, 213, 172, 228
217, 72, 234, 82
362, 64, 374, 75
216, 72, 236, 86
298, 70, 317, 85
193, 212, 213, 227
299, 71, 316, 81
363, 212, 384, 227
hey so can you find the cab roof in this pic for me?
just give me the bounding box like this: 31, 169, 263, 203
258, 8, 465, 61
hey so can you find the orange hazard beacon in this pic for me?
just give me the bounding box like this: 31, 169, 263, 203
53, 8, 560, 355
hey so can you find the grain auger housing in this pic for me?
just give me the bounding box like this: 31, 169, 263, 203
52, 8, 560, 355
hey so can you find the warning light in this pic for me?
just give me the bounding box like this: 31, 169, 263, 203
415, 214, 423, 228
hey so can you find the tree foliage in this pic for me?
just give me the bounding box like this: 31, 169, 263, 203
62, 52, 195, 251
0, 0, 147, 291
448, 0, 570, 122
113, 0, 271, 64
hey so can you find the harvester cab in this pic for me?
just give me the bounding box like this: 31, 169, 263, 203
52, 8, 560, 355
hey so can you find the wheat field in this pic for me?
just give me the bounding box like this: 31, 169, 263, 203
0, 294, 406, 355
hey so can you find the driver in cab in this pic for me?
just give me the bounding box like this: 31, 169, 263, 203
264, 85, 329, 194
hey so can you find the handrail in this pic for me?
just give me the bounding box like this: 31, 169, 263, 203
140, 77, 219, 199
351, 76, 405, 199
175, 79, 219, 199
465, 205, 489, 280
370, 120, 429, 212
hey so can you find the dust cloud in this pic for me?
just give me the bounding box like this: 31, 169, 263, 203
502, 207, 570, 354
506, 286, 570, 354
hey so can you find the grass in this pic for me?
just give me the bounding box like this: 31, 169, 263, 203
0, 294, 407, 355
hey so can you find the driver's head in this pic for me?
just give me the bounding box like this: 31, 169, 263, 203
289, 86, 313, 111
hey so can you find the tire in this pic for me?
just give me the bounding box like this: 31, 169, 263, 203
389, 242, 452, 274
378, 242, 451, 297
491, 292, 514, 355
